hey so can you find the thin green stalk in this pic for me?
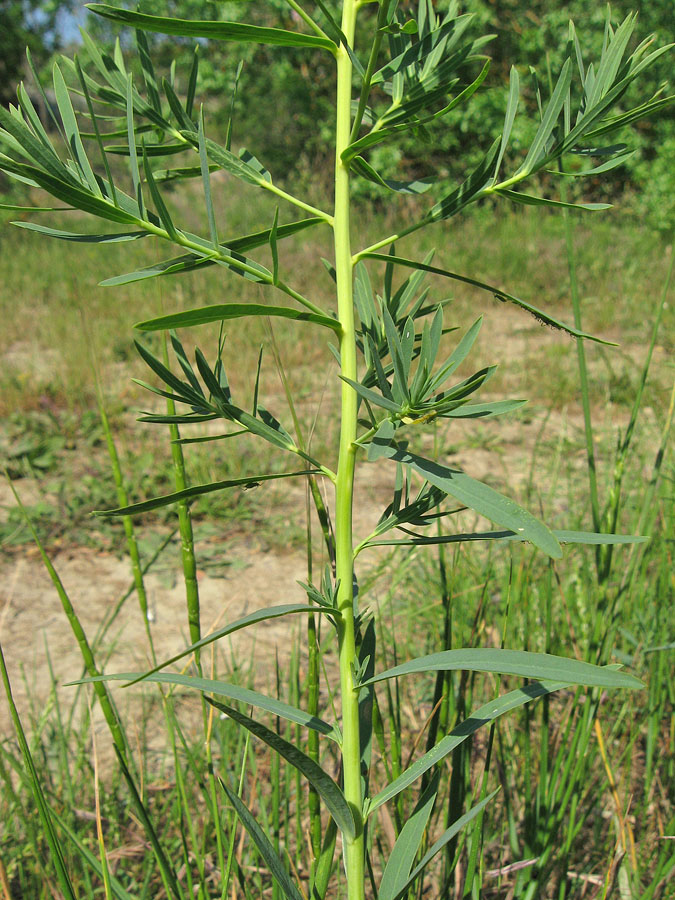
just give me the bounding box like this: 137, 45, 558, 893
161, 333, 229, 893
6, 476, 129, 760
162, 335, 201, 662
94, 377, 156, 663
602, 249, 674, 581
0, 642, 78, 900
561, 193, 601, 541
333, 0, 364, 894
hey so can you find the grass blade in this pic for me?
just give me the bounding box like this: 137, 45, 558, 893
0, 644, 78, 900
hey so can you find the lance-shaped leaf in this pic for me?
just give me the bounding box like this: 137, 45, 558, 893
52, 63, 100, 195
496, 189, 611, 211
494, 66, 519, 179
366, 428, 562, 557
182, 131, 269, 186
136, 303, 339, 332
210, 701, 356, 838
426, 137, 499, 221
351, 156, 434, 194
389, 792, 499, 900
367, 677, 610, 817
95, 470, 317, 516
444, 398, 527, 419
365, 527, 647, 550
143, 145, 178, 239
79, 671, 338, 738
125, 605, 341, 688
379, 776, 439, 900
516, 58, 572, 177
358, 252, 616, 344
220, 784, 306, 900
12, 222, 148, 243
340, 377, 401, 413
87, 4, 337, 52
0, 156, 143, 224
362, 648, 643, 690
163, 77, 195, 132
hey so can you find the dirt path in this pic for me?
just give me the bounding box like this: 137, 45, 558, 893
0, 398, 660, 740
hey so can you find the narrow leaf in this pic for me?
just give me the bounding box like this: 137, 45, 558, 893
391, 793, 499, 900
379, 776, 438, 900
198, 110, 218, 247
221, 784, 306, 900
363, 648, 643, 689
496, 189, 611, 211
87, 5, 337, 52
143, 145, 178, 239
368, 681, 589, 815
359, 252, 616, 345
213, 703, 356, 838
494, 66, 519, 179
13, 222, 147, 243
136, 303, 339, 332
367, 436, 562, 558
95, 470, 316, 516
80, 670, 337, 738
517, 58, 572, 176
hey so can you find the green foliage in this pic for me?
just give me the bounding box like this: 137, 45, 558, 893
0, 3, 672, 900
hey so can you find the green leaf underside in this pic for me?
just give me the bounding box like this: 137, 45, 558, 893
136, 303, 339, 332
362, 649, 643, 690
211, 702, 356, 838
86, 5, 337, 51
220, 784, 306, 900
95, 470, 317, 516
368, 435, 562, 558
77, 672, 337, 739
359, 253, 616, 345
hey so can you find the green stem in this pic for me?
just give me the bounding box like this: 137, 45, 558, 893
560, 183, 601, 538
95, 379, 156, 663
333, 0, 364, 896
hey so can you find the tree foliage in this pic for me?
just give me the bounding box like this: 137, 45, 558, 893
0, 0, 76, 105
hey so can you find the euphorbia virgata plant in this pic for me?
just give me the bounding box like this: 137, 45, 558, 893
0, 2, 672, 898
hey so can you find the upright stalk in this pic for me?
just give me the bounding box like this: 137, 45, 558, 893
333, 0, 364, 895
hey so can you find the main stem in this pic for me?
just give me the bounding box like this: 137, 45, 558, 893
333, 0, 364, 896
